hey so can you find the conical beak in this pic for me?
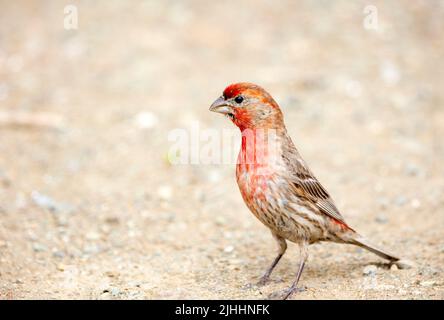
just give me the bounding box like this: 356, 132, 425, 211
209, 96, 232, 114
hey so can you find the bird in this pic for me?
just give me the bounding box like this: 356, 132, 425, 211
209, 82, 401, 299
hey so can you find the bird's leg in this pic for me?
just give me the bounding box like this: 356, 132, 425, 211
257, 233, 287, 286
282, 242, 308, 300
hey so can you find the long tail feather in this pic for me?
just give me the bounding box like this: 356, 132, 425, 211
351, 235, 399, 262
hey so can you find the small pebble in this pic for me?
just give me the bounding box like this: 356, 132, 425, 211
134, 111, 158, 129
31, 191, 63, 213
215, 216, 226, 226
404, 164, 420, 177
394, 196, 407, 206
420, 280, 436, 287
410, 198, 421, 209
105, 271, 119, 278
110, 288, 121, 296
363, 265, 377, 276
390, 264, 399, 271
376, 284, 395, 290
375, 215, 388, 224
224, 245, 234, 253
395, 259, 414, 270
380, 61, 400, 86
157, 185, 173, 201
86, 232, 101, 241
52, 251, 65, 258
105, 217, 120, 225
83, 244, 101, 255
208, 170, 221, 183
127, 281, 141, 288
418, 266, 439, 276
32, 243, 47, 252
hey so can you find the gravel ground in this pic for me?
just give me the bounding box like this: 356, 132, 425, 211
0, 0, 443, 299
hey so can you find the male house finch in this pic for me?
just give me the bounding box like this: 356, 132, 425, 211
210, 82, 400, 299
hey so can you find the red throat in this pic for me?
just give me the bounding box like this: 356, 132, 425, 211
232, 109, 252, 131
237, 130, 272, 201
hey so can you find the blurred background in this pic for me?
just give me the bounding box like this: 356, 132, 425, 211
0, 0, 443, 299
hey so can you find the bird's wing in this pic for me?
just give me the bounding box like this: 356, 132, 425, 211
283, 148, 346, 224
291, 170, 346, 223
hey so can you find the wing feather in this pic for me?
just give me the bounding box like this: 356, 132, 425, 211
292, 174, 345, 223
281, 143, 346, 224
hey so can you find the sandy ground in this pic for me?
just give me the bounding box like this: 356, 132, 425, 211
0, 0, 443, 299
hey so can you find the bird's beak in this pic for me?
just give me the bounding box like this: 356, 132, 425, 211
209, 96, 232, 114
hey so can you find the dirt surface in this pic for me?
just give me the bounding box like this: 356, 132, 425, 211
0, 0, 443, 299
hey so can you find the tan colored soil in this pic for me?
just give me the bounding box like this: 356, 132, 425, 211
0, 0, 443, 299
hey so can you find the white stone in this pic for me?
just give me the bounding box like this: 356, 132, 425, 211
224, 245, 234, 253
134, 111, 158, 129
363, 265, 377, 276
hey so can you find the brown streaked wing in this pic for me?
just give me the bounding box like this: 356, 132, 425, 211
290, 173, 346, 223
281, 145, 346, 224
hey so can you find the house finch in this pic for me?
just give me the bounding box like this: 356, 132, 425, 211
210, 82, 400, 299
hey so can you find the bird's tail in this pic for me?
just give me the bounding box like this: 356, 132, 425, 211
349, 234, 399, 262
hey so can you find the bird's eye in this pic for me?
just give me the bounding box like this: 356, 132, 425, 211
234, 95, 244, 104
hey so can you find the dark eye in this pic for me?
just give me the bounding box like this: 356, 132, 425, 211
234, 95, 244, 104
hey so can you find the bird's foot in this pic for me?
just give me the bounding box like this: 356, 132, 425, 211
267, 286, 305, 300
